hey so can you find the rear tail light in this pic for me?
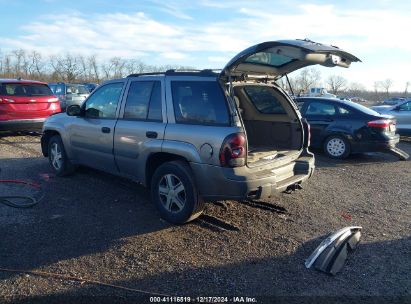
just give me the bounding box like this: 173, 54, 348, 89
47, 97, 59, 102
219, 133, 246, 167
367, 119, 392, 129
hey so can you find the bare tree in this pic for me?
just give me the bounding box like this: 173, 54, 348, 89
50, 53, 83, 82
380, 78, 393, 98
87, 55, 100, 82
295, 68, 321, 94
27, 51, 44, 78
326, 75, 347, 95
404, 81, 410, 96
3, 54, 12, 78
347, 82, 366, 96
373, 81, 382, 101
11, 49, 31, 78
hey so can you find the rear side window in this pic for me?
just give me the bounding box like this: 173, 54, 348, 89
0, 83, 53, 96
171, 81, 229, 125
244, 86, 287, 114
337, 106, 351, 115
123, 81, 162, 121
305, 102, 336, 115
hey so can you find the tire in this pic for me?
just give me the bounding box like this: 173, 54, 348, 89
323, 135, 351, 159
151, 161, 205, 224
48, 135, 76, 176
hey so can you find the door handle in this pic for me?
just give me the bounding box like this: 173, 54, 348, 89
101, 127, 111, 133
146, 131, 158, 138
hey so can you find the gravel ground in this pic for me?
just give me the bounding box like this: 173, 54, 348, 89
0, 132, 410, 303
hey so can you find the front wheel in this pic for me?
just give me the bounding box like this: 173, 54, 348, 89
323, 135, 350, 159
48, 135, 76, 176
151, 161, 204, 224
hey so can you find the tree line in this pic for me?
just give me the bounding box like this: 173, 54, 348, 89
0, 49, 192, 83
0, 48, 409, 101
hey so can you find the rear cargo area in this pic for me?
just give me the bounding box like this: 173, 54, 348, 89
233, 83, 303, 167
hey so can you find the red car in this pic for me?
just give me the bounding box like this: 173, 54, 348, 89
0, 79, 61, 132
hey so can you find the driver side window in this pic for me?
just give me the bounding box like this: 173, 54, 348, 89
84, 82, 124, 119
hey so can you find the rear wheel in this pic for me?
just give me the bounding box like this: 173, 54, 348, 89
323, 135, 350, 159
151, 161, 204, 224
48, 135, 76, 176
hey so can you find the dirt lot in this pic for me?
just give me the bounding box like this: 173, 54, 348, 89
0, 133, 410, 303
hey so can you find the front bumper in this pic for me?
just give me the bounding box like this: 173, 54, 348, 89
191, 151, 315, 201
0, 118, 46, 132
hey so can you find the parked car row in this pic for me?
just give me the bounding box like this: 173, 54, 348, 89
48, 82, 97, 111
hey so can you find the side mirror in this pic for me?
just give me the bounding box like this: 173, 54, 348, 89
66, 105, 82, 116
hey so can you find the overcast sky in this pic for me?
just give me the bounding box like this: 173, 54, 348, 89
0, 0, 409, 90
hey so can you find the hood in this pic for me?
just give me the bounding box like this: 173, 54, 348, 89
221, 39, 361, 80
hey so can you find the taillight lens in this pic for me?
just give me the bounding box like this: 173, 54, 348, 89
367, 119, 392, 129
219, 133, 246, 167
47, 97, 59, 103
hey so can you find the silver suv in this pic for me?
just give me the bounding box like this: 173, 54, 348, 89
41, 39, 359, 223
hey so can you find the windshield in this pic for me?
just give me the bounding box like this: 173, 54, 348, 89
0, 83, 53, 97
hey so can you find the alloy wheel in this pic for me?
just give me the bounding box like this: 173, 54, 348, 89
158, 174, 186, 213
50, 142, 63, 170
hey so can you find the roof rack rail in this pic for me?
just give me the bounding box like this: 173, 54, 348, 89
127, 69, 221, 78
127, 72, 166, 77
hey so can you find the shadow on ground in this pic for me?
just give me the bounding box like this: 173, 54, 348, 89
0, 157, 171, 282
11, 236, 411, 303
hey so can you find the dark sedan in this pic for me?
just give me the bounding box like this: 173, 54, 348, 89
295, 97, 408, 160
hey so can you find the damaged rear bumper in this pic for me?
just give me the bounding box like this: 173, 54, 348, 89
191, 150, 315, 201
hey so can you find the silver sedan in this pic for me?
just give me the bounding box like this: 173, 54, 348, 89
372, 99, 411, 135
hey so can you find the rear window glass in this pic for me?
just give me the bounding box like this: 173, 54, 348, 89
67, 84, 89, 95
171, 81, 229, 126
342, 100, 381, 116
49, 84, 65, 94
0, 83, 53, 97
245, 52, 294, 67
244, 86, 287, 114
